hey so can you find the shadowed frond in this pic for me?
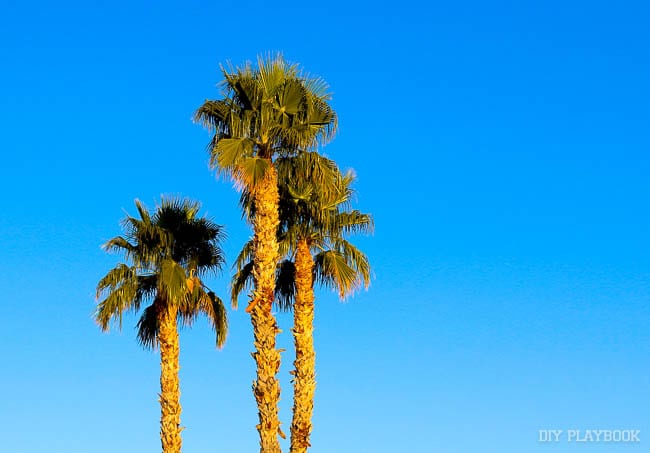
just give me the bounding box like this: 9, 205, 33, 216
275, 259, 296, 311
136, 303, 159, 350
234, 239, 254, 272
231, 261, 254, 309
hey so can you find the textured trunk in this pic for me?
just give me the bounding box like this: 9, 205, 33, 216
250, 164, 283, 453
159, 305, 182, 453
289, 239, 316, 453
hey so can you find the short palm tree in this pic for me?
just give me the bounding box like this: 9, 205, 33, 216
95, 198, 227, 453
195, 54, 336, 453
233, 154, 372, 453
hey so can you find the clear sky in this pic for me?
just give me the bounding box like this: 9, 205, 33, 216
1, 1, 649, 452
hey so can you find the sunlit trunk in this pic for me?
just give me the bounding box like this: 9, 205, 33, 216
250, 163, 283, 453
159, 305, 182, 453
289, 238, 316, 453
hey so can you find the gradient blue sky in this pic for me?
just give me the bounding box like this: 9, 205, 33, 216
1, 1, 649, 452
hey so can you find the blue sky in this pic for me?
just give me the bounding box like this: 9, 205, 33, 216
1, 1, 649, 452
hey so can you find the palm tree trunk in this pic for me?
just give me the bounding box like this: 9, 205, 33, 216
290, 238, 316, 453
250, 164, 283, 453
159, 305, 182, 453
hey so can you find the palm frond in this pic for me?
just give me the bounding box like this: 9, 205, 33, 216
234, 156, 270, 189
314, 250, 359, 299
136, 303, 159, 350
158, 258, 189, 306
193, 99, 232, 133
136, 274, 158, 302
101, 236, 136, 256
200, 291, 228, 348
96, 264, 135, 298
330, 210, 374, 236
233, 239, 254, 273
231, 261, 254, 308
212, 138, 255, 174
334, 238, 371, 290
275, 259, 296, 311
95, 265, 139, 331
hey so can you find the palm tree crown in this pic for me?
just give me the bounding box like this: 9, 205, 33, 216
194, 54, 337, 188
95, 197, 228, 348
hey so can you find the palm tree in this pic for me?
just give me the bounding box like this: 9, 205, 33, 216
195, 54, 336, 453
95, 197, 227, 453
233, 154, 372, 453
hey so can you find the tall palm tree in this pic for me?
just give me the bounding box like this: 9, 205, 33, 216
95, 198, 228, 453
195, 54, 336, 453
233, 154, 372, 453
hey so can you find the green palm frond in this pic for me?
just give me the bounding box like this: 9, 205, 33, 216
136, 274, 158, 302
277, 152, 338, 192
314, 250, 360, 299
213, 138, 254, 174
134, 199, 152, 224
275, 259, 296, 312
136, 303, 159, 349
332, 238, 371, 290
330, 210, 374, 236
257, 52, 297, 99
101, 236, 136, 256
233, 239, 254, 273
193, 99, 232, 133
96, 263, 136, 298
234, 156, 270, 188
158, 258, 189, 307
199, 291, 228, 348
95, 263, 141, 331
231, 261, 254, 309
